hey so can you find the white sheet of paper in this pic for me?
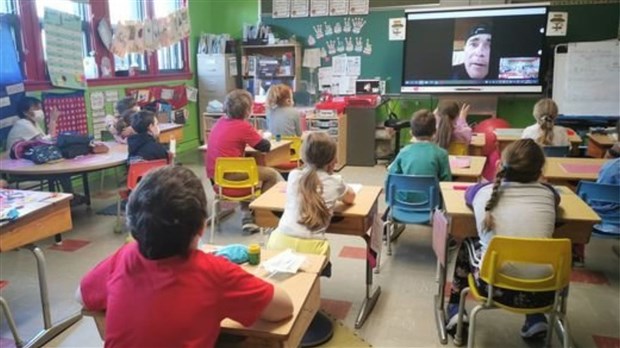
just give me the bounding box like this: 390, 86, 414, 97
346, 56, 361, 76
272, 0, 291, 18
186, 86, 198, 102
290, 0, 309, 17
332, 56, 347, 75
348, 0, 369, 15
329, 0, 348, 16
5, 83, 24, 95
262, 249, 306, 274
310, 0, 329, 17
161, 88, 174, 100
303, 48, 321, 68
90, 92, 105, 110
104, 90, 119, 103
318, 67, 333, 88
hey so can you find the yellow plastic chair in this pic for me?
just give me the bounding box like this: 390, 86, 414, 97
448, 142, 469, 156
274, 136, 303, 172
453, 236, 572, 348
211, 157, 261, 243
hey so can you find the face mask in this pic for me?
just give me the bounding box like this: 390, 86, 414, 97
132, 106, 140, 112
33, 109, 45, 121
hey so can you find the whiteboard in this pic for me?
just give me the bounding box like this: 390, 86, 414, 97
552, 40, 620, 117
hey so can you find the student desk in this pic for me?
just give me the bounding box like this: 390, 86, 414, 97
250, 182, 383, 329
0, 190, 81, 348
158, 123, 183, 144
586, 133, 616, 158
0, 142, 127, 206
199, 140, 292, 167
433, 182, 600, 343
468, 133, 485, 156
449, 156, 486, 182
543, 157, 605, 186
495, 128, 582, 155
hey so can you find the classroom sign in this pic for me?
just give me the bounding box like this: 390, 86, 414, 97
43, 8, 86, 89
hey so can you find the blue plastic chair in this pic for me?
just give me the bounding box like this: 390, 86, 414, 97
576, 181, 620, 237
543, 146, 570, 157
384, 174, 440, 255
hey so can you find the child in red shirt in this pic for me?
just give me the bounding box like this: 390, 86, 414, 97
77, 166, 292, 348
206, 89, 284, 234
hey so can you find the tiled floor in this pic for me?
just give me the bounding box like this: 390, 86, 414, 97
1, 150, 619, 348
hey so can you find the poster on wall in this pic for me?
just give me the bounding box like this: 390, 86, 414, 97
348, 0, 369, 15
546, 12, 568, 37
291, 0, 309, 18
329, 0, 348, 16
272, 0, 291, 18
310, 0, 329, 17
389, 18, 406, 41
43, 8, 85, 89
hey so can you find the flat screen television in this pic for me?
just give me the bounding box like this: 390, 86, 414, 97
401, 4, 549, 93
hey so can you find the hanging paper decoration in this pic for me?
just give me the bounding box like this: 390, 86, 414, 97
42, 91, 88, 135
43, 8, 86, 89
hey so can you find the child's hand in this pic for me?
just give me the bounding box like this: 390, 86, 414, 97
50, 107, 60, 123
121, 126, 135, 137
459, 103, 470, 121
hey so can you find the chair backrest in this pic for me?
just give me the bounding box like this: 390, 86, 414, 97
385, 174, 440, 214
214, 157, 260, 189
127, 159, 169, 190
448, 142, 469, 156
479, 236, 572, 292
576, 181, 620, 205
542, 146, 570, 157
281, 136, 302, 164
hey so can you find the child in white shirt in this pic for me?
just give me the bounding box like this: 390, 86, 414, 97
521, 98, 570, 146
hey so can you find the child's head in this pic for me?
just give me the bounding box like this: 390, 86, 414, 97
532, 98, 559, 145
266, 84, 294, 109
483, 138, 545, 230
17, 96, 43, 120
224, 89, 253, 120
115, 109, 135, 135
116, 97, 138, 115
127, 165, 207, 260
410, 109, 437, 140
434, 101, 460, 149
131, 110, 159, 137
297, 132, 338, 231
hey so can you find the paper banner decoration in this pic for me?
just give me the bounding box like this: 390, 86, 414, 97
42, 91, 88, 135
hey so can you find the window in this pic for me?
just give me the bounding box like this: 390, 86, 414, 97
108, 0, 147, 72
1, 0, 21, 76
154, 0, 184, 71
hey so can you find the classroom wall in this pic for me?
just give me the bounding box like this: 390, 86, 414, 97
262, 2, 620, 133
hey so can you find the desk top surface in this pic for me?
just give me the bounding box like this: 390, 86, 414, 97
588, 133, 617, 146
449, 155, 486, 178
0, 142, 127, 175
159, 123, 183, 132
0, 189, 72, 229
495, 128, 581, 144
440, 182, 600, 223
543, 157, 605, 181
250, 182, 382, 217
470, 133, 485, 147
199, 140, 292, 153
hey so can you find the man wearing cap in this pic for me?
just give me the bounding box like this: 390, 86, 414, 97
452, 24, 492, 80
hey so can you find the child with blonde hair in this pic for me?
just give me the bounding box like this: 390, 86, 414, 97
267, 132, 355, 261
445, 139, 560, 340
521, 98, 569, 146
434, 100, 472, 151
265, 84, 302, 137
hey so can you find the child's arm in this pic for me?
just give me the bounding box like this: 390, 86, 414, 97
259, 285, 294, 322
439, 151, 452, 181
246, 123, 271, 152
341, 185, 356, 205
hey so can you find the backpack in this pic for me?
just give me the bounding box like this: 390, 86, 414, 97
56, 133, 93, 159
22, 144, 64, 165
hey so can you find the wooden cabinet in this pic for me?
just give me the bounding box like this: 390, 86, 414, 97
241, 43, 301, 97
197, 54, 237, 141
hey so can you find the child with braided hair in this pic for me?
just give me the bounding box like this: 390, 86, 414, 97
521, 98, 570, 146
445, 139, 561, 340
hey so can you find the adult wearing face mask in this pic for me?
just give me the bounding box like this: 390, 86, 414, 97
6, 96, 59, 151
452, 23, 492, 80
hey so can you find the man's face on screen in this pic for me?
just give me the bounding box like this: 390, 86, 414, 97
464, 33, 491, 79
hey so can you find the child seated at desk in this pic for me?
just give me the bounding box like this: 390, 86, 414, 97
266, 84, 302, 137
127, 110, 169, 164
434, 100, 472, 154
206, 89, 284, 234
105, 97, 138, 144
445, 139, 560, 340
267, 132, 356, 274
77, 166, 293, 347
521, 98, 570, 147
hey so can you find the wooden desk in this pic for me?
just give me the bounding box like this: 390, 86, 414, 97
434, 182, 600, 343
495, 128, 582, 155
449, 156, 486, 182
469, 133, 485, 156
587, 133, 616, 158
543, 157, 605, 184
0, 190, 81, 347
250, 182, 383, 329
199, 140, 292, 167
158, 123, 183, 144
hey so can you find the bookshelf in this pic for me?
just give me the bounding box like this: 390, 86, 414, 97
241, 43, 302, 97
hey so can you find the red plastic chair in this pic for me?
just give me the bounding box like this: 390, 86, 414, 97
114, 159, 169, 233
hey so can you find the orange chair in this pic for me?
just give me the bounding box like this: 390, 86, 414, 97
274, 136, 303, 173
114, 159, 169, 233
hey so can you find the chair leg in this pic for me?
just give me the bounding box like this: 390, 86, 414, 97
454, 287, 470, 346
386, 221, 393, 256
210, 198, 219, 244
0, 296, 24, 348
114, 198, 123, 234
467, 304, 483, 348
